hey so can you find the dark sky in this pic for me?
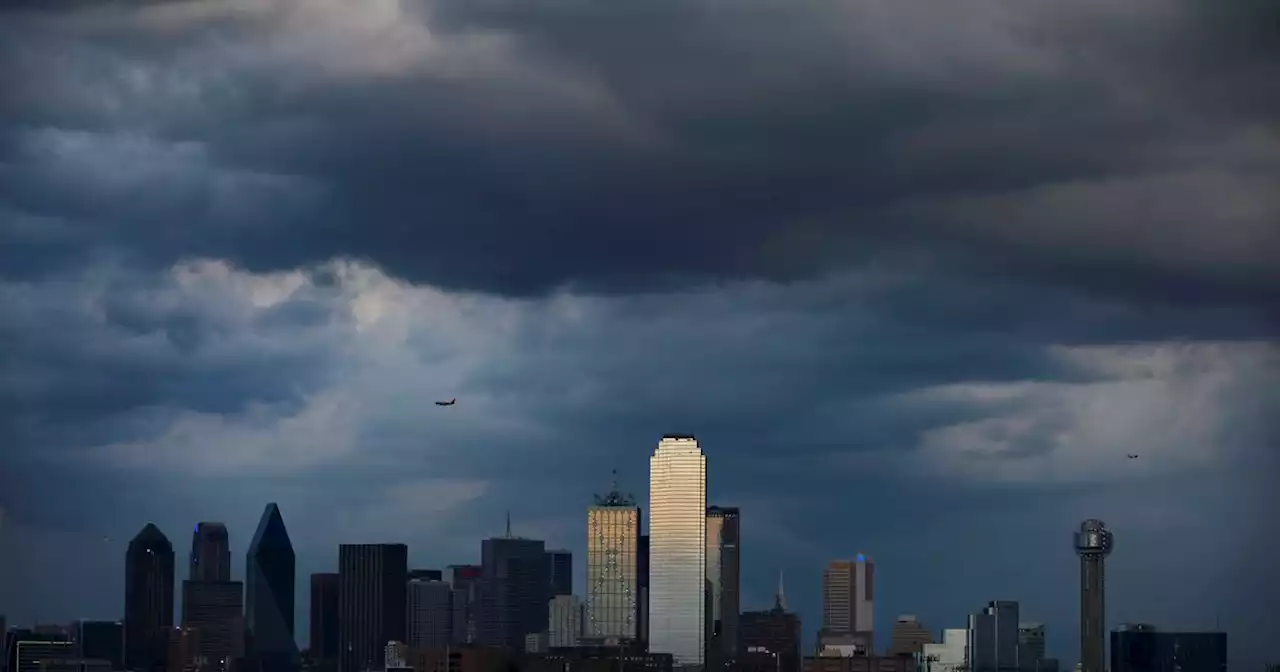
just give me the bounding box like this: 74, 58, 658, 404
1, 0, 1277, 664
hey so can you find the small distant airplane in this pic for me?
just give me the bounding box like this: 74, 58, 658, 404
435, 398, 456, 406
1127, 454, 1139, 459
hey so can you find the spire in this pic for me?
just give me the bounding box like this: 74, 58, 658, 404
593, 469, 636, 507
505, 510, 512, 538
774, 569, 788, 612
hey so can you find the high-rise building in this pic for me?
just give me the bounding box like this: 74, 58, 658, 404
13, 640, 76, 672
1075, 520, 1113, 672
968, 601, 1020, 672
706, 506, 740, 669
637, 535, 650, 645
125, 523, 175, 672
547, 550, 573, 598
447, 565, 482, 645
337, 544, 408, 672
407, 579, 454, 650
1110, 625, 1226, 672
649, 434, 707, 668
923, 630, 970, 672
584, 474, 640, 642
190, 524, 231, 583
246, 504, 298, 672
407, 570, 443, 582
309, 574, 339, 667
181, 580, 244, 671
740, 575, 800, 672
168, 627, 201, 672
548, 596, 583, 649
1018, 623, 1046, 670
477, 534, 549, 652
819, 556, 874, 652
886, 615, 933, 658
183, 522, 243, 672
77, 620, 124, 671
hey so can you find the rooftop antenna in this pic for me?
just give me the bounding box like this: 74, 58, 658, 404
775, 569, 788, 611
610, 468, 619, 493
505, 510, 512, 539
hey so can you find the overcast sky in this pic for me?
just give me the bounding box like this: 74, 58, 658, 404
1, 0, 1277, 664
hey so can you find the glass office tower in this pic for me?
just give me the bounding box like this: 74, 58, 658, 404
649, 435, 707, 668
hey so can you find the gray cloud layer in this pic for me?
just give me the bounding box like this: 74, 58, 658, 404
0, 0, 1276, 664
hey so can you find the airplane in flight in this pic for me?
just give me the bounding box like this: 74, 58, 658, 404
1127, 454, 1139, 459
435, 398, 456, 406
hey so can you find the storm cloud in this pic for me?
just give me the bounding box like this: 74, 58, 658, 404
0, 0, 1276, 665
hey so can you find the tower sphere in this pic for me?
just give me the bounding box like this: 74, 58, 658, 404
1074, 518, 1113, 557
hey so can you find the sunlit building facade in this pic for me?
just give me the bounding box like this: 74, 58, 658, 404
585, 474, 641, 641
649, 435, 707, 668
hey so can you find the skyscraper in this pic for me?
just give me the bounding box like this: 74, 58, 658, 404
246, 503, 298, 672
1018, 623, 1047, 670
585, 473, 640, 642
477, 534, 549, 652
124, 523, 175, 672
338, 544, 408, 672
190, 523, 231, 582
77, 620, 124, 671
547, 550, 573, 598
637, 535, 650, 645
184, 522, 243, 672
447, 565, 482, 645
309, 574, 339, 669
819, 556, 875, 653
182, 580, 245, 671
548, 596, 583, 649
739, 575, 800, 672
649, 434, 707, 668
1075, 520, 1113, 672
968, 601, 1020, 672
706, 506, 740, 669
407, 579, 455, 649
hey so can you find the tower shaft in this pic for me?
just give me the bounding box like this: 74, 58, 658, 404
1079, 555, 1105, 672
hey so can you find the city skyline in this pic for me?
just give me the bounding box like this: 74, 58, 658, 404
0, 465, 1257, 663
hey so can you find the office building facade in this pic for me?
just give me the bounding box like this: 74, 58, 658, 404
125, 523, 175, 672
968, 601, 1020, 672
337, 544, 408, 672
819, 557, 874, 653
180, 580, 244, 671
706, 506, 740, 669
547, 551, 573, 598
649, 434, 707, 667
477, 537, 549, 651
1110, 626, 1226, 672
740, 582, 800, 672
548, 596, 584, 649
77, 621, 124, 671
407, 579, 455, 650
886, 616, 932, 658
585, 477, 641, 642
309, 573, 339, 667
447, 565, 482, 645
246, 504, 297, 672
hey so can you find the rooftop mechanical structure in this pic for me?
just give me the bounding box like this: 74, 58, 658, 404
1075, 519, 1114, 672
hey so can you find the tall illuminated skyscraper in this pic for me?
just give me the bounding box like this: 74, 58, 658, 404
585, 471, 641, 641
649, 434, 707, 668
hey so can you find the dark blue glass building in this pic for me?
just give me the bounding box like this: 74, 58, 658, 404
246, 503, 298, 672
